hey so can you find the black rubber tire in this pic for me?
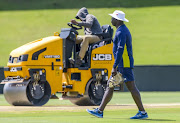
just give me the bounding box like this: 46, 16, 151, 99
26, 81, 51, 106
70, 78, 107, 106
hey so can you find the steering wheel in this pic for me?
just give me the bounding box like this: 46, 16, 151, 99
67, 22, 82, 30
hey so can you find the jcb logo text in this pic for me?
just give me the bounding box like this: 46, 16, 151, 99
93, 54, 112, 61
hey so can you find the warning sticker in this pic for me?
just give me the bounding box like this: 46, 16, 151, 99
55, 68, 60, 76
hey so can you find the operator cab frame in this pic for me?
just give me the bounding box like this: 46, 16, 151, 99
60, 23, 114, 72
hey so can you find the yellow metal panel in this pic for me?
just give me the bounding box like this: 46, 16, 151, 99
5, 65, 63, 94
63, 68, 92, 94
48, 66, 63, 94
4, 66, 30, 79
5, 35, 64, 94
8, 36, 63, 67
91, 43, 114, 78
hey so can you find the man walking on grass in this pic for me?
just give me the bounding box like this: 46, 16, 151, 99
86, 10, 148, 119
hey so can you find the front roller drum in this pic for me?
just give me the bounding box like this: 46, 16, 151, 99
3, 79, 51, 106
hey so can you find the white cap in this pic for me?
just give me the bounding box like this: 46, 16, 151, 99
109, 10, 129, 22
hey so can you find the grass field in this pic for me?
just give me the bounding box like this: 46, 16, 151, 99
0, 1, 180, 122
0, 92, 180, 123
1, 92, 180, 106
0, 1, 180, 66
0, 108, 180, 123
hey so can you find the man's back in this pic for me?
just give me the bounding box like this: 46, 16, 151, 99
113, 24, 134, 68
83, 14, 102, 35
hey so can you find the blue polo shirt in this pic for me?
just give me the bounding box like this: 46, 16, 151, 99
113, 24, 134, 68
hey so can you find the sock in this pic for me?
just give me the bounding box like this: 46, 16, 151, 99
98, 109, 103, 113
140, 111, 146, 114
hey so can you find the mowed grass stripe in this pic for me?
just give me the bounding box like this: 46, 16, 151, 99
1, 92, 180, 106
0, 108, 180, 123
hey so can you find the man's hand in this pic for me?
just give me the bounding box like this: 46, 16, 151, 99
111, 67, 117, 77
71, 19, 78, 24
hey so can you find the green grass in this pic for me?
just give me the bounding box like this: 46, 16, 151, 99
1, 92, 180, 106
1, 92, 180, 122
0, 1, 180, 66
0, 108, 180, 123
44, 91, 180, 106
109, 91, 180, 105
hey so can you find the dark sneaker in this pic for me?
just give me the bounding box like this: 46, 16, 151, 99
130, 111, 148, 119
69, 58, 75, 64
86, 108, 103, 118
76, 56, 82, 67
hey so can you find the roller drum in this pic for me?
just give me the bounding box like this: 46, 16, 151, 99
3, 79, 51, 106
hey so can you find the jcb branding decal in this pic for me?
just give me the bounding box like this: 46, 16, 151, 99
93, 54, 112, 61
44, 55, 60, 58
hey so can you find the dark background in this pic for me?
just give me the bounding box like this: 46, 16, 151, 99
0, 0, 180, 11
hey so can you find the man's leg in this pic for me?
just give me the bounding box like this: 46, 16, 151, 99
125, 81, 145, 111
76, 35, 83, 44
121, 68, 148, 119
86, 80, 114, 118
79, 35, 100, 59
68, 35, 83, 65
99, 85, 114, 111
125, 81, 148, 119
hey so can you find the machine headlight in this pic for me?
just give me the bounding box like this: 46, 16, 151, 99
8, 54, 28, 63
8, 55, 13, 63
18, 54, 28, 62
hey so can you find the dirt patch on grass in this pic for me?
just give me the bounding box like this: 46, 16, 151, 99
1, 103, 180, 112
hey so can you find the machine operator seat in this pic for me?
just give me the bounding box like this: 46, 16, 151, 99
80, 25, 114, 66
94, 25, 113, 43
101, 25, 113, 41
90, 25, 114, 50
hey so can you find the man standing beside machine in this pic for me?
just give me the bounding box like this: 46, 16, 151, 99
87, 10, 148, 119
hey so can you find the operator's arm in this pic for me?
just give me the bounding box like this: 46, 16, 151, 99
78, 15, 93, 28
113, 31, 126, 68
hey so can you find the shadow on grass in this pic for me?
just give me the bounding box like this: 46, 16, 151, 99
142, 119, 176, 122
104, 117, 176, 122
0, 0, 180, 11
